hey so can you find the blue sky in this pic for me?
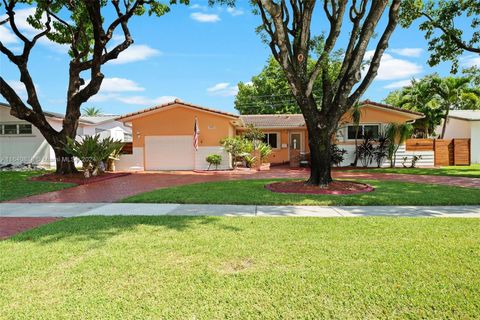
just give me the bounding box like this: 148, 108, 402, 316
1, 1, 478, 116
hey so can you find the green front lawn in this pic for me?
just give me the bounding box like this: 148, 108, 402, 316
0, 171, 76, 202
1, 217, 479, 318
354, 164, 480, 178
122, 179, 480, 206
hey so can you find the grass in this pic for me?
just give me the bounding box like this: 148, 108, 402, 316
121, 178, 480, 206
354, 164, 480, 178
0, 171, 76, 201
1, 216, 479, 318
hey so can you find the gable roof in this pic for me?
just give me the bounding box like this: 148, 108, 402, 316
116, 99, 239, 121
239, 100, 424, 128
0, 102, 120, 125
361, 100, 424, 117
448, 110, 480, 121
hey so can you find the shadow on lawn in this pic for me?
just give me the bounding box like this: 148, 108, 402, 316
10, 215, 242, 244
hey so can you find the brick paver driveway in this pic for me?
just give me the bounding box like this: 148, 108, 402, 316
6, 167, 480, 203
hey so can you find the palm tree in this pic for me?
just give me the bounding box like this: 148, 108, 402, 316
386, 122, 413, 168
431, 77, 472, 138
350, 102, 362, 167
82, 106, 102, 116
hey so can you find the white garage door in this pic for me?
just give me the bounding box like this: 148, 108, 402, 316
145, 136, 195, 170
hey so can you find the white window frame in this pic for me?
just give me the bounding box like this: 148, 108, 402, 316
0, 123, 34, 136
346, 123, 381, 141
263, 132, 280, 149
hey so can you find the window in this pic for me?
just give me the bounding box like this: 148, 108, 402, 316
19, 124, 32, 134
263, 133, 278, 148
3, 124, 17, 135
0, 123, 33, 135
347, 124, 380, 140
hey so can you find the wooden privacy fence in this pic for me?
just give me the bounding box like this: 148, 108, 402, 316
406, 138, 471, 166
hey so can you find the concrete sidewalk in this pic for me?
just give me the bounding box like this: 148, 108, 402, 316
1, 203, 480, 218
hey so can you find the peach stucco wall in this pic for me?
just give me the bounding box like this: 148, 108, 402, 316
340, 105, 415, 124
129, 105, 236, 148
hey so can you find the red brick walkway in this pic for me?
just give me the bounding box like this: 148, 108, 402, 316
6, 168, 480, 203
0, 217, 61, 240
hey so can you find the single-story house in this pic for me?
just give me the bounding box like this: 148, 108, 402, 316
115, 99, 428, 171
437, 110, 480, 164
0, 102, 131, 168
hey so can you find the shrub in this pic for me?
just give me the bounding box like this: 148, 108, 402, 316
258, 142, 272, 163
373, 136, 390, 168
221, 136, 254, 168
356, 137, 375, 167
206, 154, 222, 170
64, 134, 124, 177
331, 144, 347, 167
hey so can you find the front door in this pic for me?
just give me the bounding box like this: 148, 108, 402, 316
289, 132, 303, 162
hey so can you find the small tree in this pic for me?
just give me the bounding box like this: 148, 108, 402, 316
386, 123, 413, 168
243, 124, 265, 150
221, 137, 246, 168
206, 154, 222, 170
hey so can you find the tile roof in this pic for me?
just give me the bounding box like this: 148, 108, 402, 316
448, 110, 480, 121
240, 114, 306, 128
239, 100, 424, 128
116, 99, 239, 121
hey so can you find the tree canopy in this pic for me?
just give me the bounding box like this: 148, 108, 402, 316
235, 53, 342, 115
384, 73, 480, 137
400, 0, 480, 72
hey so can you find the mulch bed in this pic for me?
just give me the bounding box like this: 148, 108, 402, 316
265, 180, 374, 195
30, 172, 131, 185
0, 217, 61, 240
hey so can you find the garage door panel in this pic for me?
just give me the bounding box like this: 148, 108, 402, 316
145, 136, 194, 170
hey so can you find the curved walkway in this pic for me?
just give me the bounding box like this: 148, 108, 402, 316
6, 168, 480, 203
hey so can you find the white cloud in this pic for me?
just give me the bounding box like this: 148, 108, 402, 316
461, 55, 480, 67
207, 82, 238, 96
116, 95, 176, 105
383, 79, 412, 89
190, 12, 221, 23
100, 78, 145, 93
227, 7, 244, 16
83, 78, 145, 94
0, 26, 18, 44
364, 51, 423, 80
110, 44, 161, 64
390, 48, 423, 57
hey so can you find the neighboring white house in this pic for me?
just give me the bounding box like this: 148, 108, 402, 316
0, 102, 132, 168
437, 110, 480, 164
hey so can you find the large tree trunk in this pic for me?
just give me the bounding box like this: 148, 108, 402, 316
53, 147, 77, 175
44, 129, 78, 175
305, 121, 333, 186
